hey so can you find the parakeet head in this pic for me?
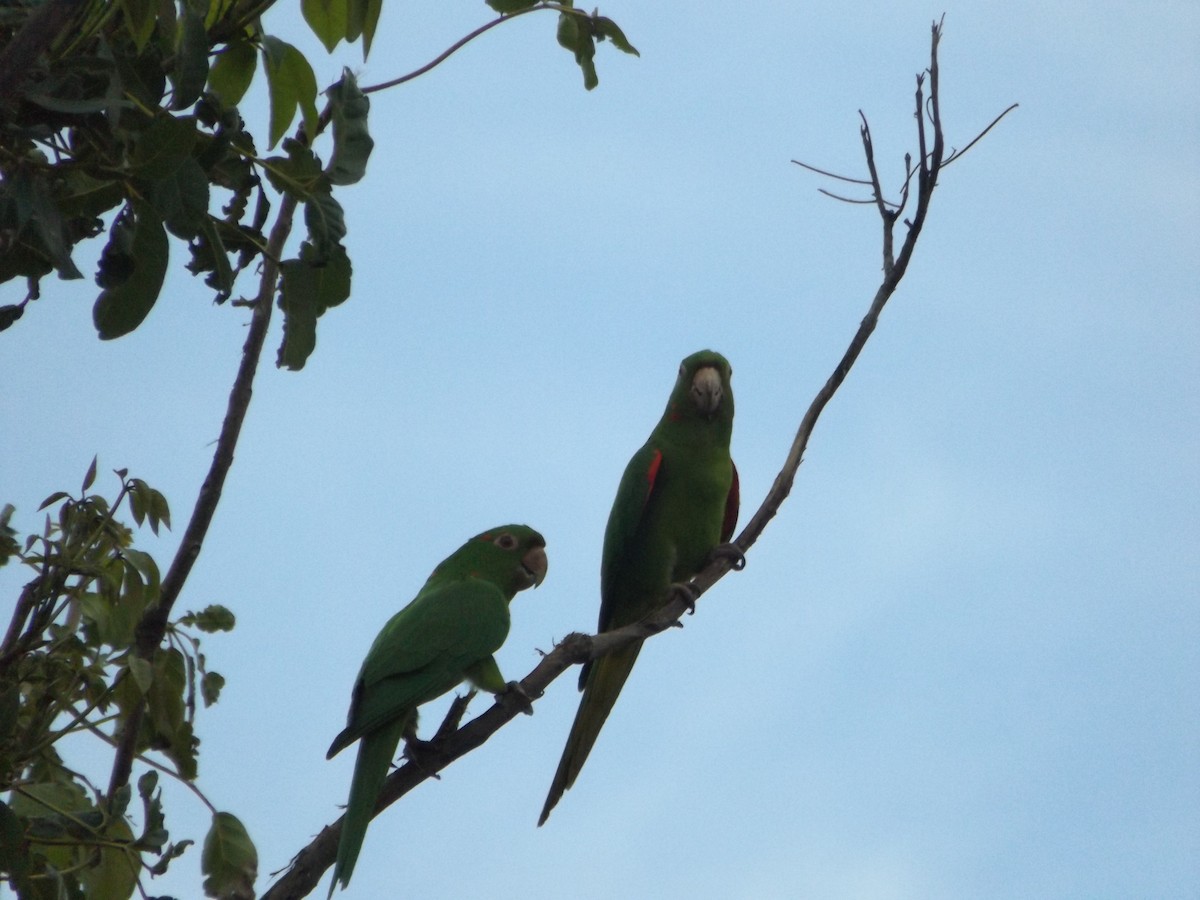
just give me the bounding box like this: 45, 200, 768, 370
669, 349, 734, 422
463, 524, 548, 595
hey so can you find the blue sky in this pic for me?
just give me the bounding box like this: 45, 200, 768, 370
2, 2, 1197, 898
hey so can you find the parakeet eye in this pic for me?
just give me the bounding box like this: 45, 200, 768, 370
678, 363, 687, 378
494, 533, 518, 550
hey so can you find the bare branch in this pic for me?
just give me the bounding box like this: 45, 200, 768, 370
790, 158, 873, 185
944, 103, 1019, 167
859, 111, 897, 274
817, 188, 877, 204
106, 185, 300, 802
362, 3, 581, 95
264, 19, 1014, 898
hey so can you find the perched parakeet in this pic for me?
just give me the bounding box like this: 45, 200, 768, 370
326, 525, 548, 895
539, 350, 738, 825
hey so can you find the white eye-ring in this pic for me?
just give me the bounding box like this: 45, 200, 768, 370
494, 533, 518, 550
678, 363, 687, 378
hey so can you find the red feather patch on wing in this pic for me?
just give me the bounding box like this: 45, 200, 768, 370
721, 461, 740, 542
645, 448, 663, 493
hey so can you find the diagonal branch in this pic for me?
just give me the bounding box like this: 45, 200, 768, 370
105, 190, 299, 801
262, 18, 986, 900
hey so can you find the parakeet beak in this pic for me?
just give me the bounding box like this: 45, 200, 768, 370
690, 365, 723, 415
520, 545, 548, 589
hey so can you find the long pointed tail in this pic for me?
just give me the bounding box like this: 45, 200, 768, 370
538, 641, 643, 825
328, 718, 405, 896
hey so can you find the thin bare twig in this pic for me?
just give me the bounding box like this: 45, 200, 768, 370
790, 159, 872, 185
817, 188, 877, 205
944, 102, 1019, 166
263, 18, 985, 900
362, 3, 579, 95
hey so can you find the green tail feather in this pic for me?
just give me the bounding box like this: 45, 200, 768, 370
539, 641, 643, 825
328, 717, 406, 896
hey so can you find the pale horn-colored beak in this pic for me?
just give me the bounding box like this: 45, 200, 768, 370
690, 366, 723, 415
521, 545, 548, 588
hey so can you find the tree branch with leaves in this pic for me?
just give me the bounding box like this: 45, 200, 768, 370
0, 2, 636, 897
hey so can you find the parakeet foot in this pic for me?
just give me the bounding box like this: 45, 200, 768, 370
669, 580, 702, 615
707, 541, 746, 571
502, 681, 535, 715
402, 737, 442, 779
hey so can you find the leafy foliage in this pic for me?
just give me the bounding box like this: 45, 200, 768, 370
0, 463, 238, 898
0, 0, 635, 369
0, 0, 351, 368
1, 2, 636, 896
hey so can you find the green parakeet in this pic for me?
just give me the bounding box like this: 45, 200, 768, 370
539, 350, 738, 825
326, 525, 548, 895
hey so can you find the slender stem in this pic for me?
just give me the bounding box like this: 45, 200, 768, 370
362, 4, 572, 95
106, 189, 299, 802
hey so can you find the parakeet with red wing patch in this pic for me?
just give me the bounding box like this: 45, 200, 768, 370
539, 350, 738, 825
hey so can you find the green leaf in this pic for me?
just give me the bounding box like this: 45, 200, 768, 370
487, 0, 540, 10
123, 548, 162, 595
38, 491, 70, 511
151, 486, 172, 532
128, 656, 154, 694
10, 780, 96, 881
96, 203, 136, 289
77, 816, 138, 900
189, 216, 236, 302
113, 42, 169, 117
137, 770, 169, 852
132, 115, 199, 180
149, 839, 193, 876
208, 40, 257, 108
205, 0, 237, 28
348, 0, 382, 56
58, 171, 125, 219
93, 204, 169, 339
137, 770, 159, 802
327, 68, 374, 186
201, 671, 225, 706
594, 16, 639, 55
129, 478, 147, 527
202, 812, 257, 900
172, 4, 211, 110
180, 604, 236, 633
304, 189, 346, 258
23, 93, 117, 115
120, 0, 158, 51
0, 800, 31, 892
262, 37, 318, 148
10, 168, 85, 280
303, 0, 348, 53
277, 242, 351, 370
146, 649, 198, 779
264, 139, 324, 198
145, 157, 211, 240
82, 455, 98, 492
557, 11, 598, 91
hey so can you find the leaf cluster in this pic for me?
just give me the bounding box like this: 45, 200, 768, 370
0, 462, 251, 899
485, 0, 638, 90
0, 0, 637, 370
0, 0, 375, 370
